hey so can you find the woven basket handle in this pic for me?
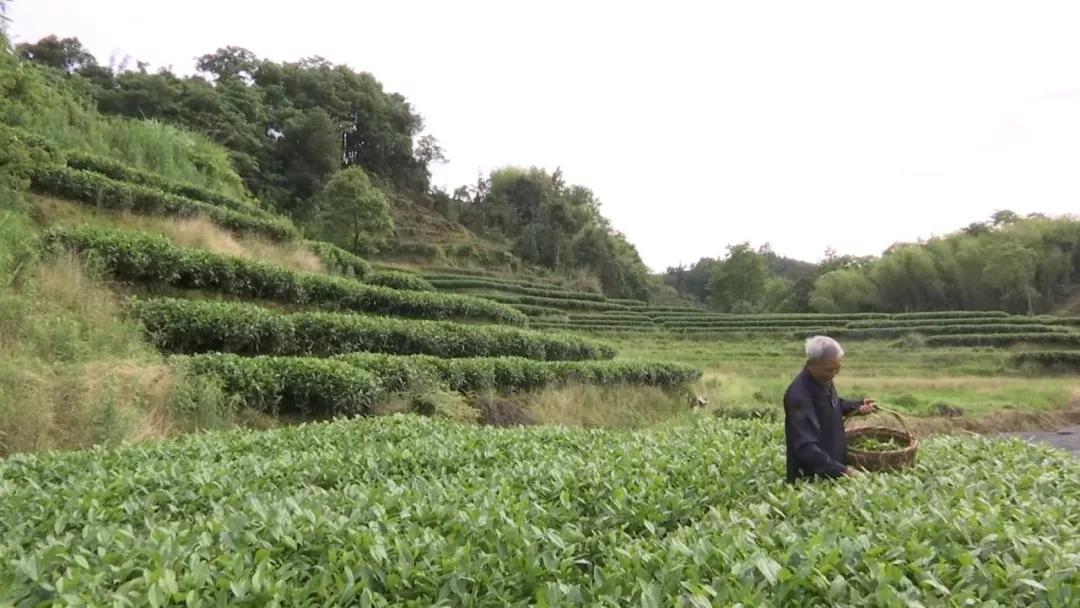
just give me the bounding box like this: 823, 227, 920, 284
845, 405, 914, 437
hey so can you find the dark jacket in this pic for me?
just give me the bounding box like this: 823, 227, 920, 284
783, 367, 862, 482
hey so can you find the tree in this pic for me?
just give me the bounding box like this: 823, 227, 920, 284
991, 209, 1019, 227
17, 38, 434, 210
707, 243, 769, 312
274, 108, 341, 217
312, 167, 393, 254
809, 269, 879, 313
16, 35, 97, 72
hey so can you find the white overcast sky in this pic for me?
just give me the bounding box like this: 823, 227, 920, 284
9, 1, 1080, 271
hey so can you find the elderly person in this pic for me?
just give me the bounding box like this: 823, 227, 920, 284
784, 336, 876, 482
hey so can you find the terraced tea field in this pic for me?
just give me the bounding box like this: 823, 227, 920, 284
4, 126, 1079, 607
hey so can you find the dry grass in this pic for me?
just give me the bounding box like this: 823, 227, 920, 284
163, 218, 323, 273
0, 358, 178, 456
30, 195, 324, 273
520, 384, 688, 428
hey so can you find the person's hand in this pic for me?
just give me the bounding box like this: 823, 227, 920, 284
856, 399, 877, 416
843, 466, 863, 478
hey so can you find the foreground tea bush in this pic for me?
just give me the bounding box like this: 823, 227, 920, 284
132, 298, 615, 360
41, 226, 527, 326
0, 417, 1075, 605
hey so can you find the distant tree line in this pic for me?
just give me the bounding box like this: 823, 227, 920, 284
664, 211, 1080, 315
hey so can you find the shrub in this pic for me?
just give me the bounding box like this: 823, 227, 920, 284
923, 333, 1080, 347
41, 226, 528, 326
178, 353, 700, 414
130, 298, 614, 360
798, 324, 1070, 340
845, 317, 1051, 329
423, 272, 566, 290
427, 277, 606, 301
1008, 351, 1080, 371
512, 304, 568, 317
2, 417, 1075, 604
484, 293, 631, 311
337, 353, 702, 393
311, 167, 393, 253
65, 152, 267, 215
891, 310, 1011, 320
387, 240, 442, 258
365, 270, 435, 292
180, 354, 378, 417
305, 240, 373, 278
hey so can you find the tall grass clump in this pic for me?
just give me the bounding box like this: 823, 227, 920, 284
0, 56, 245, 197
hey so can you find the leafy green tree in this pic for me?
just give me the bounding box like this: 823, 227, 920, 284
16, 35, 97, 72
274, 108, 341, 217
981, 237, 1038, 313
809, 269, 879, 313
17, 38, 434, 212
707, 243, 769, 312
763, 276, 799, 312
312, 167, 393, 254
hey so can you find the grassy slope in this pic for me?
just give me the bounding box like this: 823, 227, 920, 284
612, 335, 1079, 429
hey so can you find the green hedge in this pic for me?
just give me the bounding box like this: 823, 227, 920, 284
1008, 351, 1080, 370
132, 298, 614, 360
650, 312, 888, 322
539, 317, 655, 328
845, 316, 1045, 329
423, 272, 567, 290
924, 333, 1080, 347
31, 165, 297, 242
337, 353, 701, 393
65, 152, 269, 216
660, 318, 842, 329
484, 293, 631, 311
891, 311, 1011, 320
793, 324, 1069, 339
609, 298, 649, 307
429, 277, 606, 302
305, 240, 372, 278
638, 306, 708, 314
180, 353, 379, 417
569, 312, 653, 321
529, 323, 662, 334
42, 226, 528, 326
512, 304, 569, 317
365, 270, 435, 292
388, 240, 443, 258
179, 353, 701, 413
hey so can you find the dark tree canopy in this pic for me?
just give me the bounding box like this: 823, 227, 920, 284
18, 38, 435, 216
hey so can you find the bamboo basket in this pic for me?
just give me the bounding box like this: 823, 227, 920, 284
845, 407, 918, 472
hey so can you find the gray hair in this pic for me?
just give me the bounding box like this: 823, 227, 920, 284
805, 335, 845, 362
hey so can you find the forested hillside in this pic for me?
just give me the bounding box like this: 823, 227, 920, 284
14, 35, 663, 300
